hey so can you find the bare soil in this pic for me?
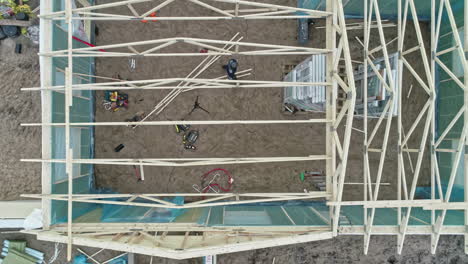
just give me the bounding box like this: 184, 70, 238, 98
0, 0, 449, 262
93, 0, 431, 201
93, 0, 330, 196
0, 34, 41, 200
1, 232, 467, 264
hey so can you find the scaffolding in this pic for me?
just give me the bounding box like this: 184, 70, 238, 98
21, 0, 468, 260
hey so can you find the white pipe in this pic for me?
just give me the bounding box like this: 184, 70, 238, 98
21, 119, 330, 127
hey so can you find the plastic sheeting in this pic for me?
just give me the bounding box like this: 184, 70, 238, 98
298, 0, 434, 20
101, 196, 185, 223
435, 0, 465, 201
46, 0, 466, 228
49, 0, 96, 225
198, 202, 330, 227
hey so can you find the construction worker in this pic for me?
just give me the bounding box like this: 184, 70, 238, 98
222, 59, 238, 80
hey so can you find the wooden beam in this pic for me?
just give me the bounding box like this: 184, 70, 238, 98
325, 0, 337, 232
0, 19, 32, 26
65, 0, 74, 259
463, 0, 468, 254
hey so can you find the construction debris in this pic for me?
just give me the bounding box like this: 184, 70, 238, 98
125, 111, 145, 127
182, 130, 199, 150
114, 144, 124, 152
73, 248, 130, 264
193, 168, 234, 195
300, 171, 325, 191
103, 91, 129, 112
1, 240, 44, 264
0, 0, 35, 42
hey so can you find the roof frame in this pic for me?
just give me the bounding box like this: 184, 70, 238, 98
39, 0, 332, 20
27, 0, 360, 260
28, 0, 468, 260
355, 0, 467, 256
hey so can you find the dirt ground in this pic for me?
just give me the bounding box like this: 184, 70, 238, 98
0, 27, 41, 200
93, 0, 431, 201
93, 0, 328, 195
0, 0, 450, 263
1, 232, 467, 264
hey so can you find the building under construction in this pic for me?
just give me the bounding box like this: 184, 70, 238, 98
14, 0, 468, 261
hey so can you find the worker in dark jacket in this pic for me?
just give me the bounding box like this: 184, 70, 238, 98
222, 59, 238, 80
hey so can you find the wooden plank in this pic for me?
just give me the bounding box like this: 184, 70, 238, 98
0, 19, 32, 27
112, 233, 125, 241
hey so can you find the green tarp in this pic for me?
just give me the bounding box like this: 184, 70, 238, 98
2, 241, 39, 264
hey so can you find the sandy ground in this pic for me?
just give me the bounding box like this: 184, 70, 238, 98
93, 0, 431, 201
218, 235, 468, 264
93, 0, 330, 196
1, 232, 467, 264
341, 21, 433, 201
0, 0, 451, 263
0, 33, 41, 200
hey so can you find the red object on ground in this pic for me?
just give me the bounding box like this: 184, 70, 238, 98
72, 36, 106, 52
201, 168, 233, 199
141, 12, 157, 23
133, 165, 142, 181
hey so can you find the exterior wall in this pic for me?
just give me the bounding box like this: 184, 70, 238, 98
298, 0, 433, 20
35, 0, 467, 259
436, 0, 465, 202
49, 0, 96, 224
